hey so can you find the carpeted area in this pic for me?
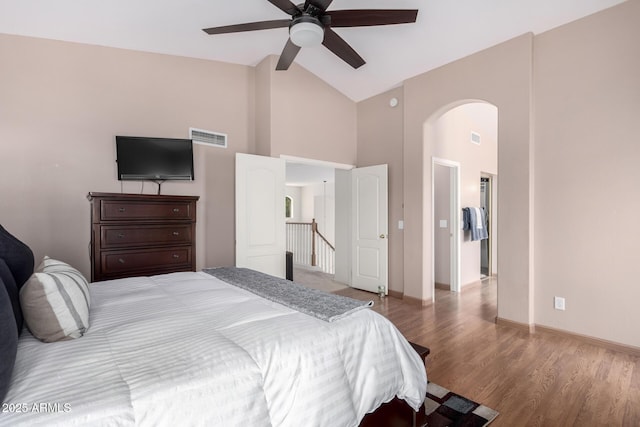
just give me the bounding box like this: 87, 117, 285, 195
423, 382, 499, 426
292, 265, 349, 293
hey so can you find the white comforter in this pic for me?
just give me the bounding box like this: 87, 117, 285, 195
2, 271, 427, 427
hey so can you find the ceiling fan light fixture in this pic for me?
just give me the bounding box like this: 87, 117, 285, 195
203, 4, 419, 70
289, 21, 324, 47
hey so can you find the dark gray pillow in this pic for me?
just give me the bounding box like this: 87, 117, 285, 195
0, 276, 18, 404
0, 259, 22, 334
0, 225, 34, 288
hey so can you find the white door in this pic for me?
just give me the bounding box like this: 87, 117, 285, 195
351, 164, 388, 294
235, 153, 286, 278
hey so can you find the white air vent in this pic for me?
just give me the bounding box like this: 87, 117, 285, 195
189, 127, 227, 148
470, 131, 481, 145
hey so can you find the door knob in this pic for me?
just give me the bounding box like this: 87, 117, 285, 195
380, 234, 387, 239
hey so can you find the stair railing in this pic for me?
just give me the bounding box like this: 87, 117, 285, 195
286, 219, 335, 274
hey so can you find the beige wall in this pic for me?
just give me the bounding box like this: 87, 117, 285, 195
0, 33, 255, 277
260, 56, 357, 165
254, 57, 272, 157
533, 0, 640, 346
356, 87, 405, 293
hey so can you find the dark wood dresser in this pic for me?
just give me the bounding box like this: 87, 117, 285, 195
88, 192, 199, 282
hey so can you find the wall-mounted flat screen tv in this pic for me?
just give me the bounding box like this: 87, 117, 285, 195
116, 136, 194, 181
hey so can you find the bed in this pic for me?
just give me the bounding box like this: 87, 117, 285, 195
0, 226, 427, 427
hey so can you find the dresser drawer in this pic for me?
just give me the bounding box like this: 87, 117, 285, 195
100, 200, 195, 222
101, 247, 193, 277
99, 225, 193, 249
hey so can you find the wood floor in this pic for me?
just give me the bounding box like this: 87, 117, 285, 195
296, 270, 640, 426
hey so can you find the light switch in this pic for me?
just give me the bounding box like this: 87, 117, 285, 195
398, 220, 404, 230
439, 220, 448, 228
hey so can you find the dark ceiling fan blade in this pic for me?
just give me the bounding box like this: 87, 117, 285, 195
322, 28, 365, 69
268, 0, 302, 16
203, 19, 290, 35
304, 0, 334, 13
327, 9, 419, 27
276, 39, 302, 70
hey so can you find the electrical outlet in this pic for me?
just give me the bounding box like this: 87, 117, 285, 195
554, 296, 566, 311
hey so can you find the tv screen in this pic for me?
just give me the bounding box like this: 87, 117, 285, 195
116, 136, 194, 181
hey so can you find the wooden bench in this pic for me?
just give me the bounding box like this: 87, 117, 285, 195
409, 341, 430, 365
360, 341, 431, 427
409, 341, 430, 427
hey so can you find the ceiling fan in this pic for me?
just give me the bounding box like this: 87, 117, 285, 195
202, 0, 418, 70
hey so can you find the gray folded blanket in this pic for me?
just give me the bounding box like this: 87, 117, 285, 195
203, 267, 373, 322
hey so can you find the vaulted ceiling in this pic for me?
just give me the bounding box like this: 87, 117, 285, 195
0, 0, 626, 101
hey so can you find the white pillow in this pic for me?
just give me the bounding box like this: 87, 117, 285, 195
20, 256, 90, 343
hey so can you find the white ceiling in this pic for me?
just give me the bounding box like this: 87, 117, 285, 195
0, 0, 626, 101
286, 161, 336, 186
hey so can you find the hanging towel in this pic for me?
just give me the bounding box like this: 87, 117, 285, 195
466, 207, 489, 241
462, 208, 470, 230
473, 207, 483, 229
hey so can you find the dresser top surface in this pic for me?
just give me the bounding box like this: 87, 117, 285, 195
87, 192, 199, 202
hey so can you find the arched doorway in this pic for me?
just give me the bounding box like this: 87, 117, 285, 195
401, 35, 534, 324
424, 101, 498, 301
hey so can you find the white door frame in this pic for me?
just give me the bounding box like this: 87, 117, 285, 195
280, 155, 354, 171
281, 155, 355, 285
480, 173, 494, 278
432, 157, 461, 295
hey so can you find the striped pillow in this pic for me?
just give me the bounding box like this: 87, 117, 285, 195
20, 257, 90, 343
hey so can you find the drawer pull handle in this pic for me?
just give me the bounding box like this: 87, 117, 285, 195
172, 232, 180, 236
172, 208, 180, 213
118, 258, 125, 264
172, 254, 180, 259
117, 233, 125, 238
118, 207, 126, 213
